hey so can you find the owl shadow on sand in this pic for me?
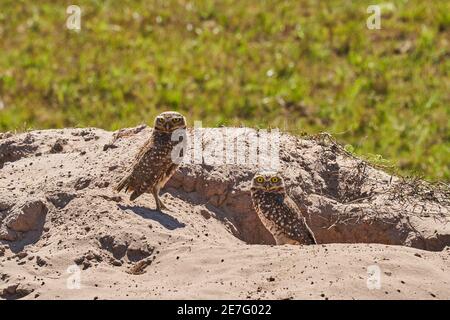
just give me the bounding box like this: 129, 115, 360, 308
117, 204, 185, 230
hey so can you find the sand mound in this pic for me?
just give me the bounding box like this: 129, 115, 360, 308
0, 126, 449, 299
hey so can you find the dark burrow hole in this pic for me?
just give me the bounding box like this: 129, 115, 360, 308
166, 183, 449, 253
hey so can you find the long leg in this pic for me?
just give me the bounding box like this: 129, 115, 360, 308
303, 219, 317, 245
152, 186, 167, 211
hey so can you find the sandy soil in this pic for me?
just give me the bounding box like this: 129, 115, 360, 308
0, 126, 449, 300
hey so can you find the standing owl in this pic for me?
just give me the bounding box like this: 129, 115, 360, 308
115, 111, 187, 211
250, 171, 317, 245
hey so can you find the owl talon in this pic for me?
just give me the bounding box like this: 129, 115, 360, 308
156, 201, 168, 211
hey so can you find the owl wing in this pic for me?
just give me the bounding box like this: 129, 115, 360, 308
132, 135, 155, 165
283, 196, 317, 245
115, 136, 156, 194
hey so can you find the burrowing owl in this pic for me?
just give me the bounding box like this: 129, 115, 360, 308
115, 111, 187, 211
250, 171, 317, 245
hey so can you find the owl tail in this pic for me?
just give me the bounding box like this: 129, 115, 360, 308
115, 175, 131, 193
129, 191, 141, 201
115, 175, 143, 201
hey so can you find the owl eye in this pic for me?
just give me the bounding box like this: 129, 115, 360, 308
271, 177, 280, 183
172, 118, 181, 123
157, 117, 164, 123
255, 176, 264, 183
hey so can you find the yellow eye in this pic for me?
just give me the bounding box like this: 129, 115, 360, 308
271, 177, 279, 183
157, 118, 164, 123
172, 118, 181, 123
255, 176, 264, 183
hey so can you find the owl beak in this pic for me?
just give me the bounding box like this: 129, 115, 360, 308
164, 123, 171, 131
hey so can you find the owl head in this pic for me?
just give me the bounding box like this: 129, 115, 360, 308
154, 111, 187, 132
251, 171, 286, 194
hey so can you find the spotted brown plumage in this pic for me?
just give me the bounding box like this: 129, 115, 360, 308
250, 171, 317, 245
115, 111, 187, 211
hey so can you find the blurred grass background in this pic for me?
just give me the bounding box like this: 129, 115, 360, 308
0, 0, 448, 180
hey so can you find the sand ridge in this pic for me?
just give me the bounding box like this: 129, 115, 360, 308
0, 127, 449, 299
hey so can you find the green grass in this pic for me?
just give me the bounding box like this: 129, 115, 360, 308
0, 0, 449, 180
